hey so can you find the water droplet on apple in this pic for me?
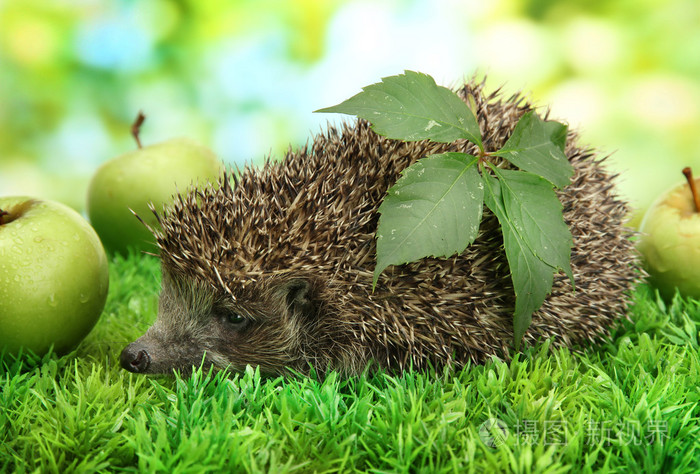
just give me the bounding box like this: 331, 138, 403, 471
47, 294, 57, 307
73, 233, 81, 241
34, 236, 44, 243
79, 293, 90, 303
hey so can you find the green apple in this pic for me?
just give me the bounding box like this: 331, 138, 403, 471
0, 197, 109, 356
638, 167, 700, 300
86, 113, 220, 255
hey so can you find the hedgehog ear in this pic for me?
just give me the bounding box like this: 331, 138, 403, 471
282, 278, 314, 316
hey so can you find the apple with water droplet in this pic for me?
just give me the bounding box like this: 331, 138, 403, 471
0, 197, 109, 356
638, 167, 700, 300
87, 112, 221, 255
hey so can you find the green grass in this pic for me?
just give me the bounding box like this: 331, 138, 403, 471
1, 252, 699, 473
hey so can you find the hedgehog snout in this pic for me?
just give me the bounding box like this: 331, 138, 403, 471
120, 342, 151, 373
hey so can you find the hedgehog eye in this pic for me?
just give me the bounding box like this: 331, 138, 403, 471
227, 313, 247, 326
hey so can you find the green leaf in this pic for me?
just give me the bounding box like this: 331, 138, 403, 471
315, 70, 483, 150
492, 111, 573, 188
483, 172, 557, 348
490, 167, 574, 286
374, 152, 484, 287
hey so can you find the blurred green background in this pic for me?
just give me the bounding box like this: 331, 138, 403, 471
1, 0, 699, 226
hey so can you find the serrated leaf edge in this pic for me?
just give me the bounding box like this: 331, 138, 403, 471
491, 111, 573, 189
482, 172, 558, 349
373, 153, 482, 288
315, 71, 483, 149
488, 166, 575, 288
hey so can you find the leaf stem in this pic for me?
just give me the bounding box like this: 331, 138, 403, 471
477, 150, 496, 174
131, 111, 146, 149
682, 167, 700, 213
477, 149, 487, 166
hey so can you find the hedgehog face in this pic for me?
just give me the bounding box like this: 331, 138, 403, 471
119, 272, 318, 376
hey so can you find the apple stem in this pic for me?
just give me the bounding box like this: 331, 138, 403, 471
0, 208, 7, 226
131, 111, 146, 149
683, 167, 700, 213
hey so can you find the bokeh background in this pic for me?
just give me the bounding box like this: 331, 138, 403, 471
1, 0, 699, 226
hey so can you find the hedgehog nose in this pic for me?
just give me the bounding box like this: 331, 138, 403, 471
120, 343, 151, 373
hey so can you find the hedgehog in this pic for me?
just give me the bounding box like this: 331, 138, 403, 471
119, 79, 640, 378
